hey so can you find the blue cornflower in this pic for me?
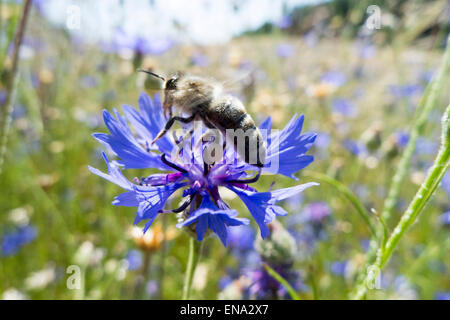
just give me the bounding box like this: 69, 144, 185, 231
276, 15, 293, 29
191, 53, 209, 67
1, 225, 37, 257
439, 211, 450, 226
343, 139, 368, 157
304, 202, 331, 222
276, 44, 295, 58
436, 292, 450, 300
331, 260, 349, 276
105, 28, 173, 56
387, 84, 422, 98
89, 93, 317, 246
415, 137, 439, 155
125, 249, 142, 270
332, 98, 358, 118
394, 131, 410, 148
247, 265, 302, 300
441, 171, 450, 195
321, 71, 347, 87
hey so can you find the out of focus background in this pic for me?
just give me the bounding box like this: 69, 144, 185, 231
0, 0, 449, 300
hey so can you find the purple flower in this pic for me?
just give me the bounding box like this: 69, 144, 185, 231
314, 132, 330, 149
80, 75, 98, 88
321, 71, 347, 87
247, 265, 301, 299
439, 211, 450, 226
387, 84, 422, 98
89, 93, 317, 246
332, 98, 358, 118
356, 43, 376, 59
228, 224, 255, 251
1, 225, 37, 256
0, 91, 6, 106
416, 137, 438, 155
276, 15, 293, 29
343, 139, 367, 157
106, 28, 173, 55
125, 249, 142, 270
304, 202, 331, 222
395, 131, 409, 148
441, 171, 450, 195
331, 261, 348, 276
436, 292, 450, 300
191, 53, 209, 67
304, 31, 318, 48
276, 44, 295, 58
146, 280, 159, 296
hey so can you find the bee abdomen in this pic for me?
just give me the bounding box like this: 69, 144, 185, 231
228, 113, 267, 167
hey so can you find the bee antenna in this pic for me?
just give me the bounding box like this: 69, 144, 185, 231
137, 69, 166, 81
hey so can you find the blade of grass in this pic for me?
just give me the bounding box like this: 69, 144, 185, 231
304, 171, 377, 239
263, 263, 300, 300
350, 34, 450, 299
353, 103, 450, 300
381, 34, 450, 224
0, 0, 32, 175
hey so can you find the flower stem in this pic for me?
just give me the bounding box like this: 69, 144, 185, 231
350, 35, 450, 299
304, 171, 377, 238
182, 237, 203, 300
352, 103, 450, 300
380, 35, 450, 224
0, 0, 32, 176
134, 250, 152, 299
262, 263, 300, 300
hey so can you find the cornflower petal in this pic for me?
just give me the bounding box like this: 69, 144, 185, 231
177, 196, 249, 246
230, 182, 319, 238
263, 114, 316, 179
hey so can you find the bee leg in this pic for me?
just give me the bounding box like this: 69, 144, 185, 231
196, 115, 224, 149
160, 153, 187, 173
227, 167, 262, 184
193, 129, 224, 153
151, 114, 196, 145
159, 195, 194, 213
172, 128, 195, 162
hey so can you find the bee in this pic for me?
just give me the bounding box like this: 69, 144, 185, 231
138, 70, 266, 168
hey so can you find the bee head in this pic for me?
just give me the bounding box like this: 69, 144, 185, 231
164, 76, 178, 90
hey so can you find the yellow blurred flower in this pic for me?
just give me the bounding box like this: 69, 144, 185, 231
128, 224, 177, 252
305, 82, 336, 99
39, 68, 54, 84
227, 47, 243, 68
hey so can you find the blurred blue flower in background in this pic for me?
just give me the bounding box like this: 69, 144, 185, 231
275, 15, 293, 29
387, 84, 422, 98
125, 249, 142, 270
304, 202, 331, 222
104, 28, 173, 56
80, 75, 99, 88
435, 292, 450, 300
440, 172, 450, 195
1, 225, 38, 257
191, 53, 209, 67
439, 211, 450, 226
394, 131, 409, 148
343, 139, 368, 157
321, 71, 347, 87
415, 137, 439, 155
331, 260, 349, 276
356, 43, 376, 59
276, 43, 295, 58
332, 98, 358, 118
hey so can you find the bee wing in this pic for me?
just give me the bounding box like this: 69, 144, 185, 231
219, 69, 255, 95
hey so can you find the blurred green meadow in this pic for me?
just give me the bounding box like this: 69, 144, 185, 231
0, 0, 449, 300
